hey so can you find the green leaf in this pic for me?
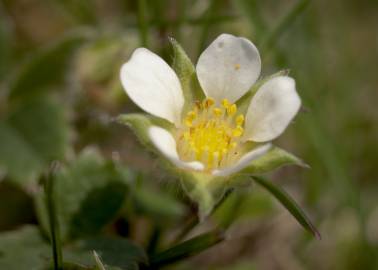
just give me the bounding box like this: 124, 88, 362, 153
35, 148, 130, 241
252, 176, 320, 239
169, 37, 204, 111
8, 29, 90, 102
0, 226, 51, 270
64, 236, 147, 270
239, 146, 308, 175
132, 186, 185, 220
150, 229, 224, 267
0, 98, 70, 186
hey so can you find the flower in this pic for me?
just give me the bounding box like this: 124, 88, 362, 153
119, 34, 301, 178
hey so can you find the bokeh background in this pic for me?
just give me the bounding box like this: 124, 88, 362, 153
0, 0, 377, 269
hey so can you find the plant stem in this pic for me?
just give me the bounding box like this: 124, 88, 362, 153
45, 162, 63, 270
172, 188, 234, 244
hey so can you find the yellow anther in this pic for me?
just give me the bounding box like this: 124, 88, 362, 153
222, 99, 230, 108
185, 118, 193, 127
236, 115, 244, 126
213, 108, 222, 117
232, 126, 244, 137
187, 110, 197, 119
195, 100, 202, 110
227, 104, 237, 116
234, 63, 241, 70
203, 98, 215, 108
179, 97, 246, 171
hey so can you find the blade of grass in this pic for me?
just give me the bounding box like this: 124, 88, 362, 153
137, 0, 149, 47
260, 0, 310, 53
44, 162, 63, 270
150, 229, 224, 267
252, 176, 320, 239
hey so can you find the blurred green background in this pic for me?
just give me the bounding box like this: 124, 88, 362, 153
0, 0, 377, 269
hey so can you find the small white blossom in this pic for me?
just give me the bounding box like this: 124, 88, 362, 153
120, 34, 301, 177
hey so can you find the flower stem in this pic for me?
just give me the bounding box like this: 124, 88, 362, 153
172, 188, 234, 244
44, 162, 63, 270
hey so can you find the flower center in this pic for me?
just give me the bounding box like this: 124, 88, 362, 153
177, 98, 245, 171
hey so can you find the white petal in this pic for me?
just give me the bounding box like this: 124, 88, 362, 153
244, 76, 301, 142
212, 144, 271, 177
120, 48, 184, 126
196, 33, 261, 103
148, 126, 204, 171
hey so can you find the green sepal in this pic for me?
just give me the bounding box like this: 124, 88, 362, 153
180, 171, 228, 221
237, 69, 290, 113
117, 113, 173, 149
239, 146, 308, 176
169, 37, 204, 113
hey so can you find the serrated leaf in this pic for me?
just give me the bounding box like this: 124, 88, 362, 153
150, 229, 224, 267
239, 146, 308, 175
169, 37, 204, 111
0, 98, 69, 186
0, 226, 51, 270
64, 236, 147, 270
9, 29, 90, 102
35, 148, 130, 241
252, 176, 320, 239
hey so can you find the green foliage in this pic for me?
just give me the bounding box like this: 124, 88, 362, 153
240, 146, 308, 175
64, 237, 147, 270
8, 30, 90, 102
150, 229, 224, 267
0, 98, 69, 186
169, 37, 204, 111
1, 0, 376, 269
253, 176, 320, 239
117, 113, 173, 149
0, 226, 51, 270
132, 185, 185, 220
35, 149, 130, 241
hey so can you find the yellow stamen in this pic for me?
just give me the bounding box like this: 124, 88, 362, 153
213, 108, 222, 117
178, 97, 246, 171
227, 104, 237, 116
236, 115, 244, 126
222, 99, 230, 108
232, 126, 243, 137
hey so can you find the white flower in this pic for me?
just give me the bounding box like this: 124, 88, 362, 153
120, 34, 301, 178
